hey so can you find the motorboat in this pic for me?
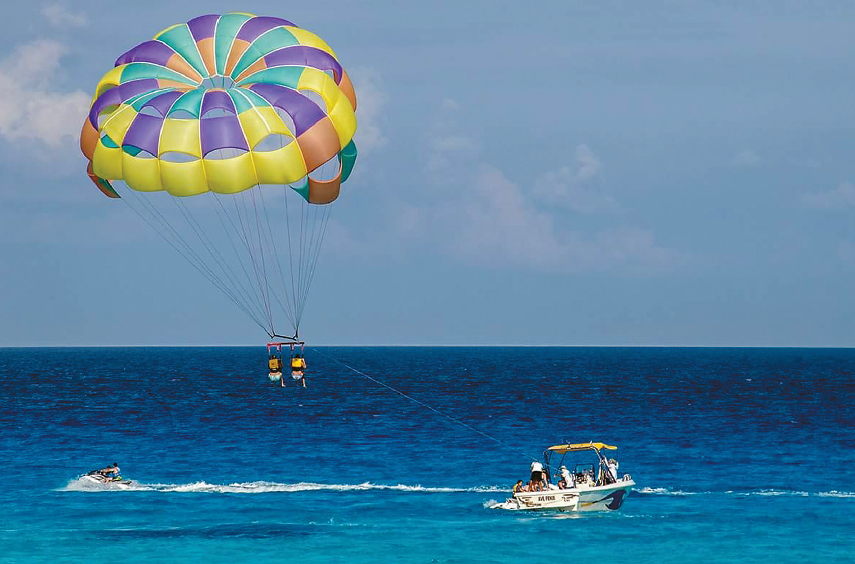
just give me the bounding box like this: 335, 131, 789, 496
80, 470, 133, 488
501, 442, 635, 511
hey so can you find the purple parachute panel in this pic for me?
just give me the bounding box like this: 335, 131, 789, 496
142, 91, 185, 116
200, 115, 249, 155
123, 113, 164, 155
201, 90, 237, 116
187, 14, 219, 41
88, 79, 160, 127
236, 16, 296, 43
114, 41, 176, 67
264, 46, 342, 83
249, 83, 324, 136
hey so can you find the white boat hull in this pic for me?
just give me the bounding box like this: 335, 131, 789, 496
506, 477, 635, 511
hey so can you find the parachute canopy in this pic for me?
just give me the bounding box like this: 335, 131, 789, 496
81, 14, 359, 339
81, 12, 358, 204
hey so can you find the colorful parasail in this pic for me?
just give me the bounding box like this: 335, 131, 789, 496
80, 13, 359, 339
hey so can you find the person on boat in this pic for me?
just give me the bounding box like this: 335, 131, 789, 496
557, 465, 574, 489
580, 468, 595, 486
598, 457, 617, 484
606, 458, 619, 482
529, 460, 544, 492
513, 480, 526, 495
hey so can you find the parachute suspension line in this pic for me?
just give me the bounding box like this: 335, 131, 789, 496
210, 191, 291, 333
121, 189, 247, 324
295, 202, 329, 324
274, 134, 300, 334
209, 192, 279, 328
171, 197, 270, 326
244, 187, 302, 337
304, 205, 333, 315
117, 186, 268, 334
296, 202, 312, 325
250, 186, 298, 337
211, 190, 297, 339
295, 194, 309, 334
120, 187, 267, 329
257, 185, 297, 334
282, 185, 299, 328
311, 349, 538, 462
297, 204, 332, 323
231, 191, 274, 331
303, 204, 325, 316
235, 190, 267, 329
247, 188, 275, 329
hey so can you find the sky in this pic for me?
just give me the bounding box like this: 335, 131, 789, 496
0, 1, 853, 346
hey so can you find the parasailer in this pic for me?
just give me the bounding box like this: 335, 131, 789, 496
80, 13, 358, 373
268, 354, 284, 374
268, 345, 284, 384
290, 347, 307, 388
267, 341, 306, 387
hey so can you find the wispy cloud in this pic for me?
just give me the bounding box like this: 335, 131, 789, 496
802, 182, 855, 209
40, 3, 87, 28
533, 144, 618, 214
440, 98, 459, 111
316, 100, 684, 274
425, 98, 478, 172
0, 39, 90, 148
447, 165, 680, 272
348, 67, 387, 154
405, 100, 684, 273
454, 165, 563, 268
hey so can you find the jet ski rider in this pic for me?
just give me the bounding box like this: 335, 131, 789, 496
98, 463, 120, 481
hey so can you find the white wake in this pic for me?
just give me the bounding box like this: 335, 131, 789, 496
636, 486, 855, 498
60, 477, 507, 495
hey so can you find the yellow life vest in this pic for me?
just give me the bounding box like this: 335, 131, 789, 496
269, 358, 281, 371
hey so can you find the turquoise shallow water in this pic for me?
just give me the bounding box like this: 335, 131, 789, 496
1, 347, 854, 563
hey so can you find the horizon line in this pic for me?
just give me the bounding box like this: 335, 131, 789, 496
1, 344, 853, 349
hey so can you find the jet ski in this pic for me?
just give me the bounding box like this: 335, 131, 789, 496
81, 470, 133, 488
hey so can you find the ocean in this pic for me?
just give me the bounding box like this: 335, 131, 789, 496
1, 346, 853, 563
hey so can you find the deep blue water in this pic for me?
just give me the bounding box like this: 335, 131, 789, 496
1, 347, 854, 563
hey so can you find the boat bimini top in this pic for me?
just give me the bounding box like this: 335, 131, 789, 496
547, 442, 618, 455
